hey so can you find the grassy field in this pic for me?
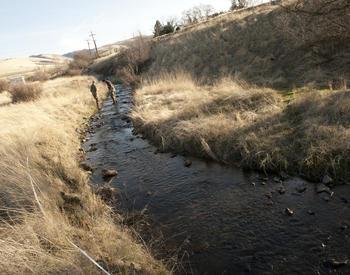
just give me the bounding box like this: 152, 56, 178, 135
132, 73, 350, 183
147, 3, 349, 89
0, 76, 167, 274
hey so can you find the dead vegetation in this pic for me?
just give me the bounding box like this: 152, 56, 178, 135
9, 83, 43, 103
0, 76, 167, 274
90, 35, 152, 87
0, 79, 9, 93
146, 1, 349, 89
65, 52, 94, 76
26, 70, 51, 82
132, 73, 350, 182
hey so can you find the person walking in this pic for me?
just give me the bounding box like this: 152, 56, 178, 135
103, 79, 116, 104
90, 80, 100, 109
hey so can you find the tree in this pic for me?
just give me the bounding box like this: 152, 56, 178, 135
159, 22, 175, 36
154, 20, 162, 38
230, 0, 249, 10
182, 4, 215, 25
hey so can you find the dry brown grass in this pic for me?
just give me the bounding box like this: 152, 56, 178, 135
26, 70, 51, 82
9, 83, 43, 103
132, 73, 350, 182
0, 79, 9, 93
147, 2, 349, 89
0, 76, 167, 274
90, 35, 151, 87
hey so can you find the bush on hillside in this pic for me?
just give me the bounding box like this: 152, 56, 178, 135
154, 20, 163, 37
230, 0, 249, 10
182, 4, 215, 25
0, 79, 9, 93
89, 34, 151, 87
154, 21, 177, 37
26, 70, 50, 82
9, 83, 43, 103
64, 52, 93, 76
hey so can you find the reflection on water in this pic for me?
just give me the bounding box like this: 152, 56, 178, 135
84, 87, 350, 274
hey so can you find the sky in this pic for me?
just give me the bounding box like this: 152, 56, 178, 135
0, 0, 232, 59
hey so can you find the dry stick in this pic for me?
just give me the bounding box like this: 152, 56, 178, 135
26, 157, 46, 217
67, 239, 111, 275
25, 158, 110, 275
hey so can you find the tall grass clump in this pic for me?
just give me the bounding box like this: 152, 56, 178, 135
9, 83, 43, 103
65, 52, 94, 76
26, 70, 51, 82
0, 79, 9, 92
0, 76, 167, 274
132, 73, 350, 182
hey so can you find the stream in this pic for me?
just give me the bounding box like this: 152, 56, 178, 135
83, 87, 350, 275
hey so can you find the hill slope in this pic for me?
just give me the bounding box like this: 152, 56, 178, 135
0, 55, 70, 79
146, 2, 349, 89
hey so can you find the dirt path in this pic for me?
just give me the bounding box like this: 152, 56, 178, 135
83, 86, 350, 274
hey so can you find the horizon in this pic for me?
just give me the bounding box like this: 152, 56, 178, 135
0, 0, 233, 59
0, 0, 270, 59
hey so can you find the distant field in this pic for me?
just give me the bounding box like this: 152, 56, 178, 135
0, 54, 70, 78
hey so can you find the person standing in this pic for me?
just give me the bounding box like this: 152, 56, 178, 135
90, 80, 100, 109
103, 79, 116, 104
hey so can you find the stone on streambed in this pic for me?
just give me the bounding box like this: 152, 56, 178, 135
340, 223, 348, 231
80, 162, 94, 172
285, 208, 294, 216
296, 184, 307, 193
278, 186, 286, 194
102, 168, 118, 179
280, 171, 289, 180
322, 175, 334, 186
184, 160, 192, 167
324, 259, 349, 268
316, 184, 334, 196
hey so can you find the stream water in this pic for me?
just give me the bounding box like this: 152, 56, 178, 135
83, 87, 349, 275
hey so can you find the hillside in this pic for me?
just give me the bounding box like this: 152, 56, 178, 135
127, 1, 350, 183
146, 2, 349, 89
0, 55, 70, 79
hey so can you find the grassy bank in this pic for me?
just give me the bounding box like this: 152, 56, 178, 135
147, 2, 349, 89
0, 76, 167, 274
132, 73, 350, 182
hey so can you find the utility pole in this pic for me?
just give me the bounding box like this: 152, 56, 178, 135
86, 39, 92, 56
89, 31, 100, 58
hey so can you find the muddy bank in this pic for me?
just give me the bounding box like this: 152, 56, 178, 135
83, 87, 350, 274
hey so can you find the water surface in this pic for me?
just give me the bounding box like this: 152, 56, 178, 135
84, 87, 350, 275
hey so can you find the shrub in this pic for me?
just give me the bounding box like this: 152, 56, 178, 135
0, 79, 9, 93
64, 68, 83, 76
26, 70, 50, 82
230, 0, 248, 11
9, 83, 43, 103
153, 21, 177, 37
70, 52, 93, 70
89, 34, 151, 87
154, 20, 162, 37
64, 52, 93, 76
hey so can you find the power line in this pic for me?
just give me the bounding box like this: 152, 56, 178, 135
86, 39, 92, 56
89, 31, 100, 58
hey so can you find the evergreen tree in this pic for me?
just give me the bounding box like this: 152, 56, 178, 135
153, 20, 162, 37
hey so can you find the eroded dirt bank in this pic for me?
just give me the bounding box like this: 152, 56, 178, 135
83, 87, 350, 274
